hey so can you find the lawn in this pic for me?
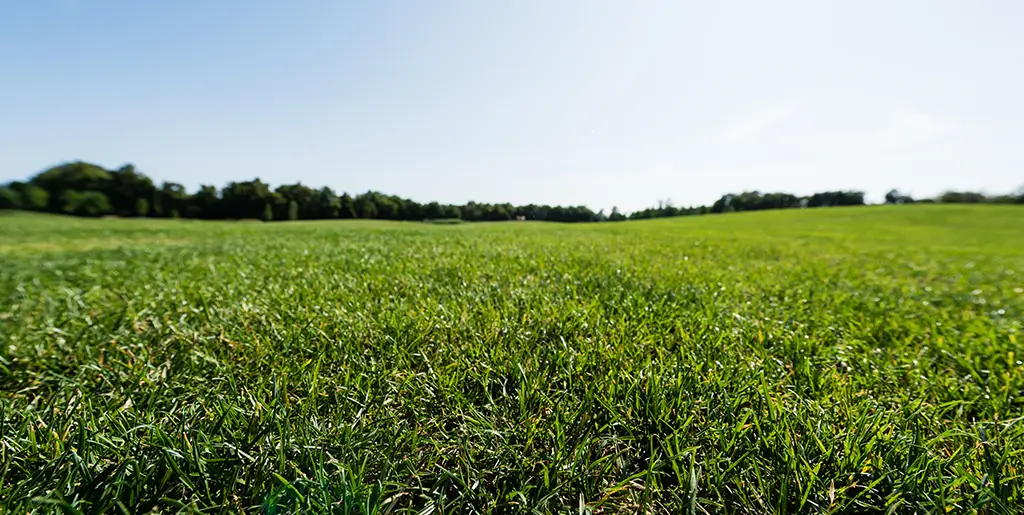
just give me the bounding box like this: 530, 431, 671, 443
1, 205, 1022, 513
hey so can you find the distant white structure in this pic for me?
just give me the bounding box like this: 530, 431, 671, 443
515, 215, 526, 221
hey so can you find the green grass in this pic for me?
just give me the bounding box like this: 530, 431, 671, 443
1, 205, 1022, 513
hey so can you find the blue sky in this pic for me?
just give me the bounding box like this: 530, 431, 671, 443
2, 0, 1022, 211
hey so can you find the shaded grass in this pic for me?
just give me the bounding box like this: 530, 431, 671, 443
1, 205, 1023, 513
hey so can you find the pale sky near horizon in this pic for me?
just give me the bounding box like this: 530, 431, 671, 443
2, 1, 1022, 211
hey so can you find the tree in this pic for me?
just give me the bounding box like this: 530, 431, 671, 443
222, 179, 273, 219
354, 194, 378, 219
275, 183, 317, 219
423, 201, 445, 220
136, 198, 150, 216
263, 203, 274, 221
107, 164, 156, 216
19, 185, 50, 211
486, 204, 511, 221
938, 191, 988, 204
192, 185, 220, 219
31, 161, 112, 211
32, 162, 112, 193
339, 193, 357, 219
60, 190, 112, 217
0, 187, 22, 209
311, 187, 341, 219
376, 198, 398, 219
806, 191, 865, 208
398, 197, 422, 220
711, 194, 734, 214
461, 201, 484, 221
287, 200, 299, 221
153, 182, 190, 218
885, 189, 915, 204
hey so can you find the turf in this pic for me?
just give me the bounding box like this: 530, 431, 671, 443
1, 205, 1022, 513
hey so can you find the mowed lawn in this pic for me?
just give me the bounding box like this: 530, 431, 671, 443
1, 205, 1022, 513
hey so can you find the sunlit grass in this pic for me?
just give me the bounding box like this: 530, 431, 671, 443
1, 205, 1022, 513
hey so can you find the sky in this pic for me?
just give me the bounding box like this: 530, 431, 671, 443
1, 0, 1022, 212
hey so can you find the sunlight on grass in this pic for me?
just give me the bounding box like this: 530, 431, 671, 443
1, 205, 1022, 513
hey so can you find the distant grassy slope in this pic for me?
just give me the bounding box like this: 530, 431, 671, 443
1, 205, 1022, 513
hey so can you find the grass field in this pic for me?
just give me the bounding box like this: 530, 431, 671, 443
1, 205, 1022, 513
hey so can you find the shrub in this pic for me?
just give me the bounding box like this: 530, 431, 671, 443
60, 190, 112, 217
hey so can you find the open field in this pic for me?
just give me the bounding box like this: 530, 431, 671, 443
1, 205, 1022, 513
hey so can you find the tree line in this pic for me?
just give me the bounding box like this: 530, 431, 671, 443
884, 189, 1023, 205
0, 162, 603, 222
627, 190, 869, 219
1, 161, 1021, 222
